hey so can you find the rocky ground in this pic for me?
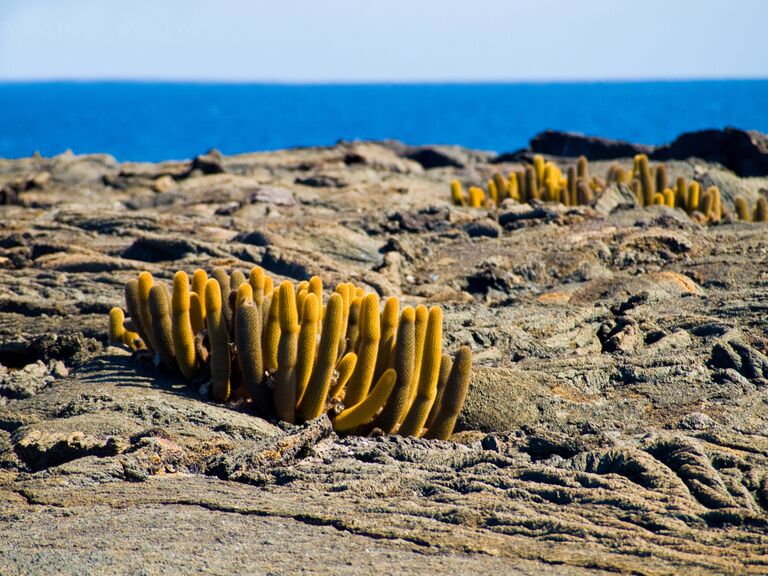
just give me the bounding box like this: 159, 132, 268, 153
2, 132, 768, 575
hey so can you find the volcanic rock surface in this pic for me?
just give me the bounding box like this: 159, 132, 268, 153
2, 140, 768, 575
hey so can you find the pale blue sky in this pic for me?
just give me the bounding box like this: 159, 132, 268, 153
1, 0, 766, 81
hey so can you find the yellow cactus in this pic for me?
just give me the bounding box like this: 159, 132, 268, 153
688, 181, 701, 213
374, 306, 416, 434
108, 307, 126, 345
516, 171, 526, 202
263, 293, 281, 374
638, 155, 654, 207
298, 292, 344, 421
756, 197, 768, 222
172, 271, 197, 380
374, 296, 399, 383
124, 279, 149, 351
655, 164, 668, 196
492, 172, 508, 203
235, 293, 265, 411
189, 292, 205, 335
111, 268, 473, 439
409, 304, 429, 408
295, 292, 319, 407
205, 278, 231, 402
487, 179, 498, 207
735, 196, 752, 221
248, 266, 265, 308
708, 186, 722, 222
577, 180, 593, 205
663, 188, 675, 208
675, 176, 688, 209
137, 271, 157, 352
425, 346, 472, 440
525, 165, 539, 201
534, 154, 545, 186
343, 293, 381, 405
274, 281, 299, 423
333, 369, 397, 433
211, 267, 232, 332
567, 166, 577, 207
425, 353, 452, 432
577, 155, 588, 179
330, 352, 358, 400
398, 306, 443, 437
507, 171, 519, 201
652, 193, 665, 205
450, 179, 465, 206
230, 269, 246, 291
148, 283, 176, 371
468, 186, 485, 208
345, 295, 363, 356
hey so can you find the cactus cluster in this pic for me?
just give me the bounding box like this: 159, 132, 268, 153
450, 153, 768, 225
450, 154, 604, 209
108, 267, 472, 440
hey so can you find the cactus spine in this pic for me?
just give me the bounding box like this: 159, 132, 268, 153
172, 271, 198, 380
398, 306, 443, 437
425, 346, 472, 440
205, 278, 231, 402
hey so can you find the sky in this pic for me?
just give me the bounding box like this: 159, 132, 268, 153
0, 0, 766, 82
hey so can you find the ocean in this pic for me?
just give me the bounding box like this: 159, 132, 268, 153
1, 80, 767, 162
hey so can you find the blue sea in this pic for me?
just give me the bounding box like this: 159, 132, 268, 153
1, 80, 767, 162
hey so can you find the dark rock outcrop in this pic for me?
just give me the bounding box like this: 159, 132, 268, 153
522, 130, 653, 160
651, 127, 768, 177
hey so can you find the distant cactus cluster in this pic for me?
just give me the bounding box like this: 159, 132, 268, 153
109, 267, 472, 440
451, 154, 601, 208
451, 153, 768, 224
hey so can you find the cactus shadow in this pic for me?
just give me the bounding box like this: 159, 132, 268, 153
78, 352, 202, 400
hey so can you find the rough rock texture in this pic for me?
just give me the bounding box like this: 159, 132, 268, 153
2, 141, 768, 574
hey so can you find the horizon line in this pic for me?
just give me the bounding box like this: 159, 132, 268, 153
1, 75, 767, 85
